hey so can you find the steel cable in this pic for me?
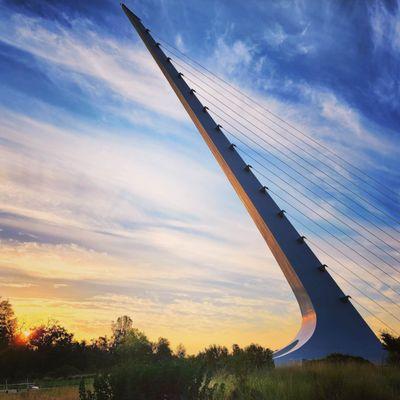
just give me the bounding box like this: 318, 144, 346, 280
181, 71, 400, 248
157, 38, 400, 205
232, 144, 400, 287
204, 106, 400, 272
192, 87, 400, 259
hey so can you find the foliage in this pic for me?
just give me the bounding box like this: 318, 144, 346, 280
230, 344, 274, 377
0, 298, 17, 349
3, 299, 400, 400
305, 352, 371, 365
153, 336, 173, 360
212, 363, 400, 400
114, 328, 153, 360
197, 345, 229, 371
79, 359, 221, 400
175, 343, 187, 358
111, 316, 132, 347
0, 301, 115, 381
28, 323, 74, 350
381, 332, 400, 365
197, 344, 274, 377
78, 339, 273, 399
77, 362, 400, 400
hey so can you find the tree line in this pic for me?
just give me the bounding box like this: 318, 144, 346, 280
1, 297, 400, 399
0, 298, 275, 382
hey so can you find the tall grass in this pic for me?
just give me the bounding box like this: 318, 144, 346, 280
4, 363, 399, 399
214, 363, 400, 400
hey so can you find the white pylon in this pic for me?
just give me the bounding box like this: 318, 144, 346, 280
122, 3, 385, 364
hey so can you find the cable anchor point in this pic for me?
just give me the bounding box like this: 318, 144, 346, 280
229, 143, 236, 150
297, 236, 306, 244
259, 186, 268, 193
318, 264, 327, 272
203, 106, 209, 113
277, 210, 286, 218
340, 295, 351, 303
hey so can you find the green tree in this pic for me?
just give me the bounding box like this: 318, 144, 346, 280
198, 345, 229, 370
93, 375, 113, 400
116, 328, 153, 360
230, 343, 274, 377
0, 298, 17, 349
243, 343, 274, 369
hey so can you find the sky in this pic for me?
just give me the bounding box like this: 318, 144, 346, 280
0, 0, 399, 353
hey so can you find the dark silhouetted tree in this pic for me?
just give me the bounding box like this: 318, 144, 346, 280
153, 337, 172, 361
112, 315, 132, 346
28, 323, 73, 350
175, 343, 186, 359
116, 328, 153, 360
198, 345, 229, 370
381, 332, 400, 365
0, 298, 17, 349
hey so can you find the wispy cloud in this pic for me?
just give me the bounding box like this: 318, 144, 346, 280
174, 33, 186, 52
0, 12, 186, 122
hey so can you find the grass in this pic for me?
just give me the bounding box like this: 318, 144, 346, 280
36, 377, 93, 389
213, 363, 400, 400
0, 378, 89, 400
1, 363, 399, 399
0, 387, 78, 400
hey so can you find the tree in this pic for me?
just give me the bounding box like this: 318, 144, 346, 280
112, 315, 133, 345
116, 328, 153, 359
242, 344, 274, 369
28, 322, 73, 350
230, 343, 274, 376
153, 337, 172, 361
175, 343, 186, 359
0, 298, 17, 349
197, 345, 229, 370
91, 336, 110, 352
381, 332, 400, 365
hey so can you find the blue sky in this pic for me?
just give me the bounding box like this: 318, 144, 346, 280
0, 0, 399, 351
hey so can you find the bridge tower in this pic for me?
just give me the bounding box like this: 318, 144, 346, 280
122, 4, 385, 363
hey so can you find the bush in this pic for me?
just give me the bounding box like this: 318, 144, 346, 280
80, 359, 221, 400
307, 352, 371, 365
231, 344, 274, 377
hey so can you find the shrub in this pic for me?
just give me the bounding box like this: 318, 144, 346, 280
307, 352, 371, 365
80, 359, 221, 400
